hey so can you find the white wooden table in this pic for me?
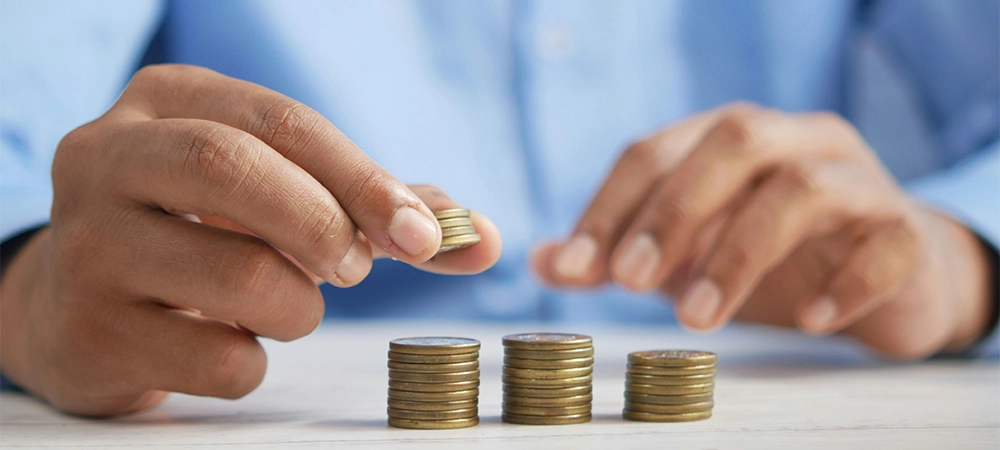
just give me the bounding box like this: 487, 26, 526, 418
2, 321, 998, 449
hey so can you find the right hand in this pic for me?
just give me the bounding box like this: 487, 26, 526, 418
0, 65, 502, 416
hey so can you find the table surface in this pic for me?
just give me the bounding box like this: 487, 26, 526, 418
1, 321, 998, 449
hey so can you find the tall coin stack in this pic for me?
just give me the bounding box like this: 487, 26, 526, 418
387, 337, 481, 429
622, 350, 717, 422
501, 333, 594, 425
434, 208, 481, 253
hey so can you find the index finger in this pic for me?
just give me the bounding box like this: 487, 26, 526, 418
117, 64, 441, 265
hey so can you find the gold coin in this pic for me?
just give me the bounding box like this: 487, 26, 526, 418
388, 398, 478, 412
502, 333, 593, 350
438, 233, 481, 253
504, 347, 594, 360
622, 409, 712, 422
624, 401, 713, 414
388, 416, 479, 430
388, 351, 478, 364
504, 356, 594, 369
387, 407, 478, 420
441, 225, 477, 237
627, 350, 717, 367
503, 384, 593, 398
503, 366, 593, 379
389, 370, 480, 383
624, 392, 713, 405
388, 388, 479, 402
389, 379, 480, 392
627, 364, 716, 376
502, 374, 592, 388
502, 394, 592, 407
433, 208, 471, 220
502, 413, 591, 425
625, 373, 715, 386
503, 403, 591, 416
388, 360, 479, 373
436, 217, 474, 228
389, 337, 480, 355
624, 382, 714, 395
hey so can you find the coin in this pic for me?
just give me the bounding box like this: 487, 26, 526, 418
388, 360, 479, 373
441, 225, 477, 237
502, 413, 591, 425
388, 416, 479, 429
504, 347, 594, 360
438, 233, 481, 253
388, 351, 479, 364
627, 364, 716, 376
624, 401, 713, 414
389, 370, 480, 383
387, 407, 478, 420
503, 366, 593, 379
504, 356, 594, 369
388, 398, 478, 412
389, 379, 480, 392
622, 409, 712, 422
502, 333, 593, 350
390, 337, 481, 355
624, 382, 714, 395
503, 403, 592, 416
388, 388, 479, 402
433, 208, 470, 220
628, 350, 717, 367
503, 384, 593, 398
502, 394, 592, 407
624, 392, 714, 405
436, 217, 474, 229
625, 373, 715, 386
502, 374, 593, 388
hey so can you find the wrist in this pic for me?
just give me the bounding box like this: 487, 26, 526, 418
0, 227, 51, 394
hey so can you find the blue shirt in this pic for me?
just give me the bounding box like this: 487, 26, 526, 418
2, 0, 997, 353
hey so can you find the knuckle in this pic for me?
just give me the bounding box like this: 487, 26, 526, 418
720, 101, 761, 116
621, 140, 662, 169
209, 338, 265, 398
774, 165, 822, 201
651, 193, 695, 229
252, 101, 320, 155
712, 241, 754, 274
230, 243, 284, 302
338, 166, 388, 213
840, 269, 880, 300
299, 198, 353, 258
711, 113, 761, 152
579, 203, 622, 238
180, 125, 254, 199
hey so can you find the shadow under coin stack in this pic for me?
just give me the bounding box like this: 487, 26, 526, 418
434, 208, 481, 253
387, 337, 481, 429
502, 333, 594, 425
623, 350, 717, 422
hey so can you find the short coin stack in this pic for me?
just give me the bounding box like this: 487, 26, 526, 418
623, 350, 717, 422
434, 208, 481, 253
387, 337, 481, 429
502, 333, 594, 425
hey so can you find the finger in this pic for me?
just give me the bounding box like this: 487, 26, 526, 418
675, 163, 904, 330
797, 222, 922, 335
542, 108, 726, 286
610, 110, 858, 291
112, 118, 372, 288
117, 211, 326, 341
369, 185, 502, 275
126, 304, 267, 400
119, 64, 440, 264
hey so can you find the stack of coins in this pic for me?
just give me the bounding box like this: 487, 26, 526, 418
501, 333, 594, 425
387, 337, 481, 429
434, 208, 481, 253
622, 350, 717, 422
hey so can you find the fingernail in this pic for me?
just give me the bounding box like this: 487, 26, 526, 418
333, 239, 370, 287
677, 278, 722, 327
614, 232, 661, 289
554, 234, 598, 279
388, 207, 438, 256
801, 295, 838, 335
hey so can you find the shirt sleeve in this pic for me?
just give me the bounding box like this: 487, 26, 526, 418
0, 0, 164, 242
866, 0, 1000, 357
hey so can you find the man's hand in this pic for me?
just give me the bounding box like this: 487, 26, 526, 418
534, 103, 992, 359
0, 65, 501, 416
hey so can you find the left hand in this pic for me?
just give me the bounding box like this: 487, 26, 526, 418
533, 103, 993, 359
